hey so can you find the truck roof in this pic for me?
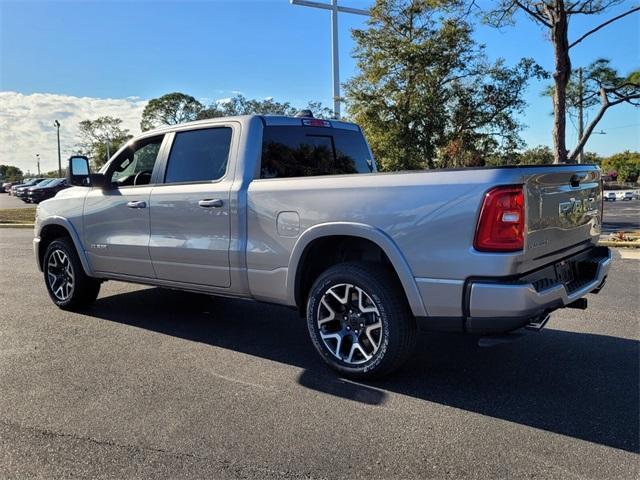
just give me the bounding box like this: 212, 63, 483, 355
142, 114, 360, 137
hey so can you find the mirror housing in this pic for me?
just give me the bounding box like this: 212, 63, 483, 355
67, 155, 91, 186
67, 155, 107, 188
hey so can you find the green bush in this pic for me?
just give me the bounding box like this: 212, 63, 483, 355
601, 151, 640, 183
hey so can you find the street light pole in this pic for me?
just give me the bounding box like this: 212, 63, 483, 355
54, 120, 62, 176
36, 154, 41, 176
577, 68, 584, 164
331, 0, 340, 118
290, 0, 370, 119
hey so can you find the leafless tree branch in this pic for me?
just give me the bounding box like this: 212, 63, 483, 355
515, 0, 552, 26
569, 6, 640, 48
568, 86, 640, 161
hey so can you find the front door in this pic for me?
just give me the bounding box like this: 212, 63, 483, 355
83, 134, 166, 278
149, 126, 233, 287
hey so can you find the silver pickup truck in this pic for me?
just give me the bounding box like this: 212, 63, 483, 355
34, 114, 611, 378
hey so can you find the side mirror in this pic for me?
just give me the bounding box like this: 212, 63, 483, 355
67, 155, 91, 186
67, 155, 107, 188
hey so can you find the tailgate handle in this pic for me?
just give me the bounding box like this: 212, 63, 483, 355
570, 173, 587, 187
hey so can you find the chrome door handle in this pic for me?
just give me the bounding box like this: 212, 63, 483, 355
198, 198, 223, 208
126, 200, 147, 209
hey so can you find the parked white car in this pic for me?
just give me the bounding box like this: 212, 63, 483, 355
604, 191, 617, 202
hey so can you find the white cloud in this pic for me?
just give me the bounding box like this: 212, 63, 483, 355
0, 92, 147, 174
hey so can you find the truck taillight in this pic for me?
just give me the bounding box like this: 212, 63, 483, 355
302, 118, 332, 127
474, 186, 524, 252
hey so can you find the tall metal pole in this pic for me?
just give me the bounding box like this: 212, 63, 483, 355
54, 120, 62, 176
36, 154, 40, 176
577, 68, 584, 164
331, 0, 340, 118
290, 0, 370, 119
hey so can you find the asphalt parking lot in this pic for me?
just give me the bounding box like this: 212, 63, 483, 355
0, 229, 638, 479
0, 193, 34, 209
601, 199, 640, 233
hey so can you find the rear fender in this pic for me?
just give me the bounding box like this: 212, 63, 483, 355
287, 222, 427, 317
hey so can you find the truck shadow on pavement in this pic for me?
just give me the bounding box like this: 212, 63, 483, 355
88, 287, 639, 454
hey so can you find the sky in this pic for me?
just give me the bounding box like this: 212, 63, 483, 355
0, 0, 639, 174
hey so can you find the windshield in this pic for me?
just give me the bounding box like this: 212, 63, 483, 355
34, 179, 54, 187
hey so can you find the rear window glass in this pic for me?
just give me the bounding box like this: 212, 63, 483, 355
165, 127, 232, 184
260, 126, 375, 179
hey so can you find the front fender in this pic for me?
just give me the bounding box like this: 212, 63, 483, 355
286, 222, 427, 317
35, 216, 93, 276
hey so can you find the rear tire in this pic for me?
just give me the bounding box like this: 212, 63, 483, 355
306, 262, 417, 379
43, 238, 101, 310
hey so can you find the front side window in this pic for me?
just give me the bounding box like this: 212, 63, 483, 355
164, 127, 232, 184
110, 136, 164, 187
260, 126, 376, 179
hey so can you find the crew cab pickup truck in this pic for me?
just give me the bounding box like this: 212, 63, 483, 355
34, 114, 611, 378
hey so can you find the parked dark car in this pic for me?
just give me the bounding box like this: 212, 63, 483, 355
26, 178, 70, 203
12, 178, 47, 200
20, 178, 56, 203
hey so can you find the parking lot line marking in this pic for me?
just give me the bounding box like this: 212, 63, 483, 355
618, 249, 640, 260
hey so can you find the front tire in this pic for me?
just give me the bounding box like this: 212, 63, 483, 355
43, 238, 101, 310
306, 262, 417, 379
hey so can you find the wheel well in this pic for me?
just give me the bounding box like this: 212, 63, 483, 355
39, 224, 73, 267
294, 235, 405, 313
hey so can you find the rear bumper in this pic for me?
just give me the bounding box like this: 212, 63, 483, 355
465, 246, 611, 333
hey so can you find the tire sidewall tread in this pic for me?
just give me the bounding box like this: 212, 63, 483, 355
306, 261, 416, 379
43, 238, 100, 310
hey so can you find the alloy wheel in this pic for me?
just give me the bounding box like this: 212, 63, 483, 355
316, 283, 383, 365
47, 249, 74, 301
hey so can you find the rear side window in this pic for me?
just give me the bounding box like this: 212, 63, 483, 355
260, 126, 375, 179
164, 127, 232, 184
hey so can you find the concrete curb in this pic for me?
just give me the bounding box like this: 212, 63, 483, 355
0, 223, 34, 229
599, 240, 640, 249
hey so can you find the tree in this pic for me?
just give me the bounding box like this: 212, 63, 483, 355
543, 59, 638, 162
0, 164, 23, 181
486, 145, 600, 166
197, 94, 333, 119
568, 67, 639, 162
140, 92, 204, 131
518, 145, 554, 165
582, 151, 602, 165
345, 0, 541, 171
600, 151, 640, 183
77, 116, 133, 167
482, 1, 640, 164
439, 57, 544, 168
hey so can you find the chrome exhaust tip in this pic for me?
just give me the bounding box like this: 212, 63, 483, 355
525, 313, 551, 331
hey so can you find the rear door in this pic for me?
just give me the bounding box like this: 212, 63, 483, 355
524, 166, 602, 259
148, 125, 235, 287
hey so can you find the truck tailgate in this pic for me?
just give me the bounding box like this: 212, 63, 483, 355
524, 166, 601, 260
